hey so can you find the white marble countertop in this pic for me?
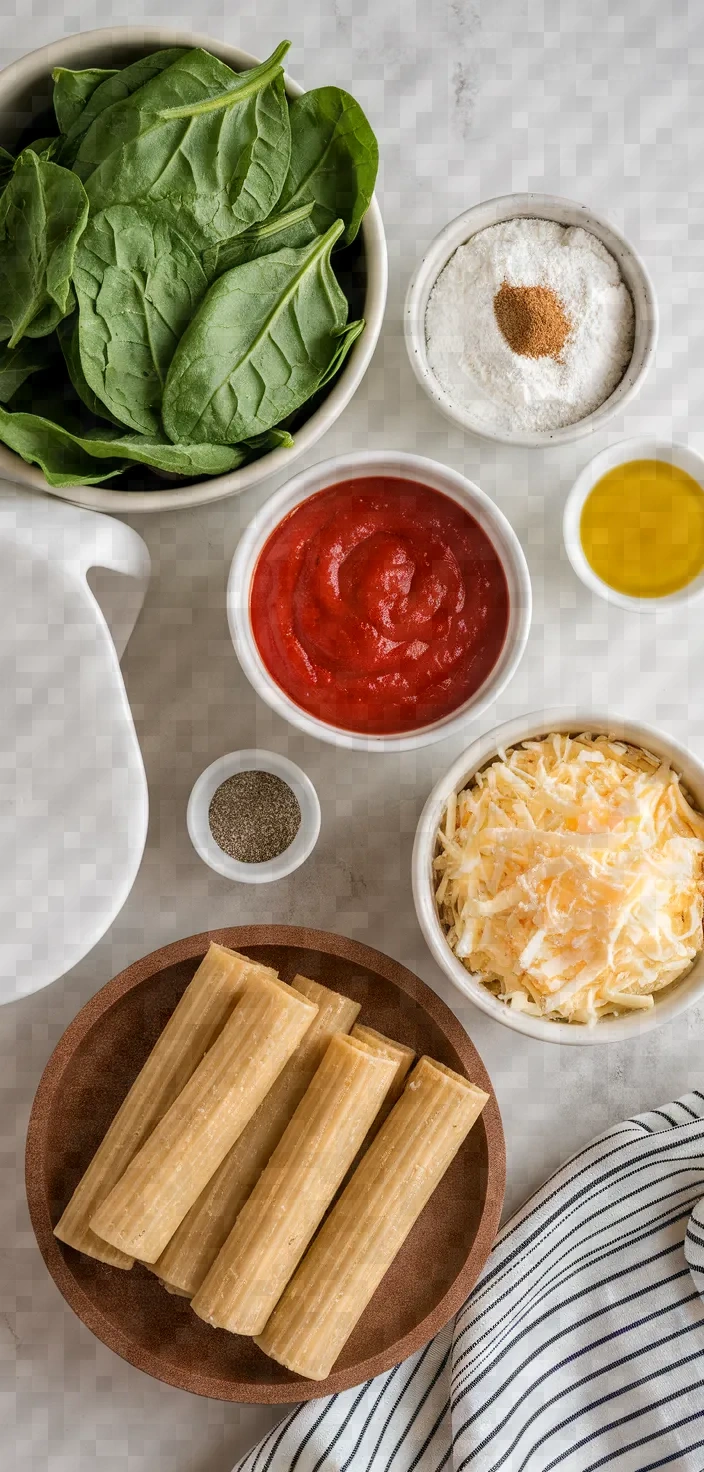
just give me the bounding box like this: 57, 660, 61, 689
3, 1, 704, 1468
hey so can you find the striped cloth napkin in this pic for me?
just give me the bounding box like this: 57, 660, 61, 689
233, 1091, 704, 1472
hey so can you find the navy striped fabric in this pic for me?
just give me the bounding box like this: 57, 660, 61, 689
233, 1094, 704, 1472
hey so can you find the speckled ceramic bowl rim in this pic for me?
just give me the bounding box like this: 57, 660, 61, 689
564, 436, 704, 611
404, 192, 658, 448
227, 450, 532, 753
0, 27, 388, 512
413, 708, 704, 1044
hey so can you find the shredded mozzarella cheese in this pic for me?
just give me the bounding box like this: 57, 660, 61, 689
434, 733, 704, 1025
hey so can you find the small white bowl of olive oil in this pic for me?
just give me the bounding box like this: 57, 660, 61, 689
564, 438, 704, 611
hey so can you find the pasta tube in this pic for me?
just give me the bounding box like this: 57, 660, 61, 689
256, 1057, 488, 1380
53, 944, 269, 1268
349, 1024, 415, 1133
153, 975, 360, 1296
90, 975, 317, 1262
191, 1033, 398, 1334
336, 1025, 416, 1191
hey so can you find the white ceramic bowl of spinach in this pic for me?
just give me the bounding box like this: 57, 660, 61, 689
0, 28, 387, 511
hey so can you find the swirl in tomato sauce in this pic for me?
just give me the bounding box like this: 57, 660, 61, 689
250, 477, 510, 736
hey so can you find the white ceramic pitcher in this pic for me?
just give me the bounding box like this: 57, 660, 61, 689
0, 488, 150, 1004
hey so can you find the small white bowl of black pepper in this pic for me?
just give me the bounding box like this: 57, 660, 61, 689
187, 750, 321, 884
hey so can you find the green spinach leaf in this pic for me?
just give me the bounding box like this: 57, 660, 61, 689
26, 137, 61, 161
242, 428, 294, 452
52, 66, 118, 134
163, 218, 350, 444
202, 202, 316, 279
0, 338, 47, 401
78, 44, 292, 250
279, 87, 378, 245
58, 49, 187, 166
77, 428, 250, 475
0, 402, 128, 483
0, 150, 88, 346
317, 317, 365, 387
57, 314, 122, 424
73, 204, 208, 435
0, 402, 256, 484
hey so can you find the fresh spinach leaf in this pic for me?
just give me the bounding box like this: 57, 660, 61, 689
58, 49, 187, 166
7, 355, 106, 431
78, 44, 292, 250
0, 402, 256, 484
0, 150, 88, 347
23, 288, 77, 341
77, 428, 250, 475
317, 317, 365, 387
74, 425, 294, 475
74, 45, 286, 178
26, 137, 61, 161
242, 428, 294, 451
163, 218, 350, 444
279, 87, 378, 245
202, 202, 316, 279
52, 66, 118, 134
0, 402, 128, 484
73, 204, 209, 435
0, 338, 47, 401
57, 315, 122, 424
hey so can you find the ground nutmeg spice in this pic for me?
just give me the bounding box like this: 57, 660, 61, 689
208, 770, 301, 863
493, 281, 571, 360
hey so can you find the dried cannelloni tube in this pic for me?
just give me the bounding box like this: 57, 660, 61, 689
335, 1024, 416, 1192
255, 1057, 489, 1380
153, 975, 360, 1296
90, 974, 317, 1262
191, 1032, 398, 1334
350, 1023, 415, 1134
53, 944, 269, 1269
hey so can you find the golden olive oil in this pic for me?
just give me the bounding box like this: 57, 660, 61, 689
580, 459, 704, 598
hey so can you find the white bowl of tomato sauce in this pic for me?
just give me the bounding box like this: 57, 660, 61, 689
228, 452, 531, 752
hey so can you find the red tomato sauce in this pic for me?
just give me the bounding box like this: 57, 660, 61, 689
249, 477, 510, 736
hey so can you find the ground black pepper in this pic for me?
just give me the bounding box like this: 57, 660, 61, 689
208, 770, 301, 863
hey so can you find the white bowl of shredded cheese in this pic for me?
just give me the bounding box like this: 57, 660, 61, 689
413, 711, 704, 1043
405, 194, 658, 447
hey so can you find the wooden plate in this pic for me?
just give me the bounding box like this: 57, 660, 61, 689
26, 927, 505, 1403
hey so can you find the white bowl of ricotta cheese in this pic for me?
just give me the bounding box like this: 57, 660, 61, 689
404, 193, 658, 447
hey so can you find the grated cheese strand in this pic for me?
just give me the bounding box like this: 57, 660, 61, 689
434, 733, 704, 1025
